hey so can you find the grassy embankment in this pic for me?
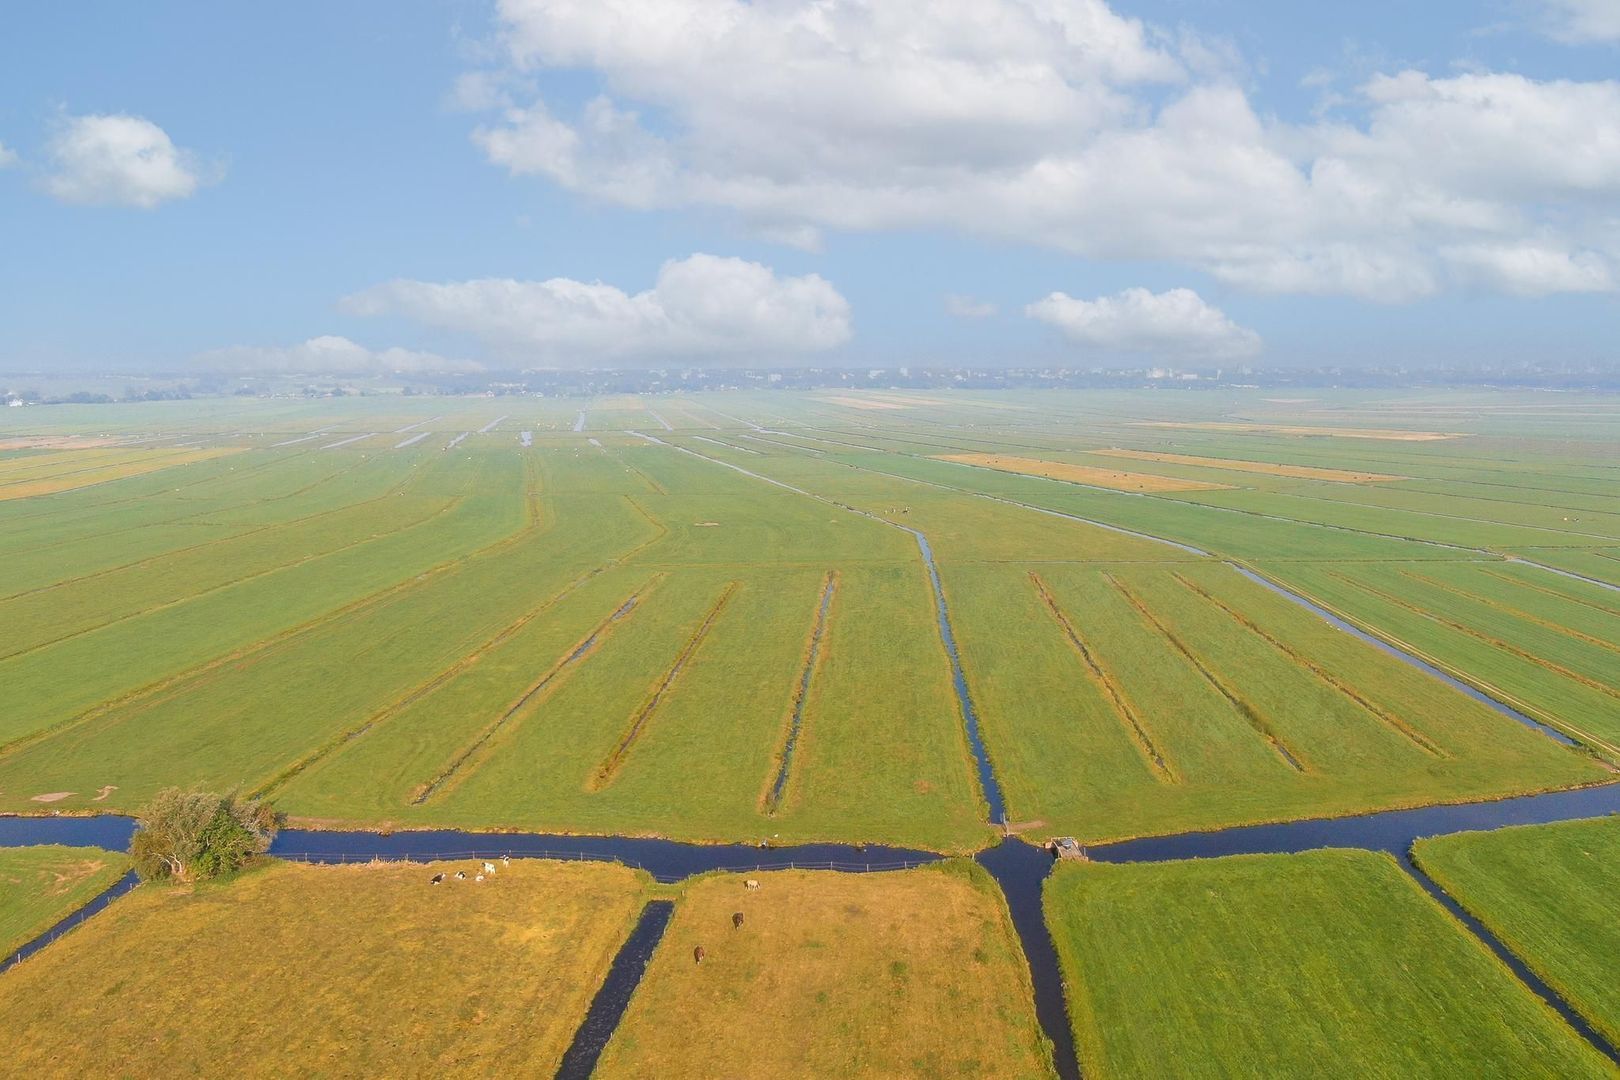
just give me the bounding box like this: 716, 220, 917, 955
1045, 848, 1614, 1078
0, 845, 126, 958
1415, 816, 1620, 1048
599, 861, 1055, 1079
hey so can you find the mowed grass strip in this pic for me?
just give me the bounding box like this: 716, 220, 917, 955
0, 845, 126, 958
949, 561, 1606, 842
597, 863, 1055, 1079
0, 449, 239, 499
589, 581, 738, 790
934, 452, 1232, 492
415, 576, 660, 804
1028, 571, 1176, 782
761, 570, 839, 813
1415, 817, 1620, 1048
1092, 448, 1407, 483
1046, 849, 1613, 1079
0, 859, 647, 1076
1103, 570, 1307, 772
1256, 562, 1620, 756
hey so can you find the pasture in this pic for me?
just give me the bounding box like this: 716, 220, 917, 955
1044, 849, 1613, 1078
597, 862, 1055, 1079
1415, 816, 1620, 1047
0, 858, 649, 1076
0, 389, 1614, 851
0, 844, 125, 958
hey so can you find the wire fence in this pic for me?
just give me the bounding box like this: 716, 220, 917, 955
273, 849, 938, 876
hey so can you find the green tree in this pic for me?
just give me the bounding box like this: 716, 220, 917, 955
130, 789, 277, 882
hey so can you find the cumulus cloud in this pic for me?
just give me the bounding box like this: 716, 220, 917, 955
1026, 287, 1261, 360
460, 0, 1620, 300
1535, 0, 1620, 43
195, 336, 477, 375
945, 294, 998, 319
343, 254, 852, 365
42, 114, 212, 208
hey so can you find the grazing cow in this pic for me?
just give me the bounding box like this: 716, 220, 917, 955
744, 879, 760, 890
455, 871, 467, 880
693, 945, 705, 965
429, 873, 444, 885
732, 912, 744, 929
501, 855, 511, 867
483, 862, 497, 875
475, 874, 484, 883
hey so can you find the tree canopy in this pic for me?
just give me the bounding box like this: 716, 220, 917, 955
130, 789, 277, 882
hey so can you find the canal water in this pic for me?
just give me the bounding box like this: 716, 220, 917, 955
6, 780, 1619, 1075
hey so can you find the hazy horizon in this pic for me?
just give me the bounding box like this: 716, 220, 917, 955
3, 1, 1619, 376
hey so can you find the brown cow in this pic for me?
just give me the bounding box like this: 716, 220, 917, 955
732, 911, 744, 929
693, 945, 706, 965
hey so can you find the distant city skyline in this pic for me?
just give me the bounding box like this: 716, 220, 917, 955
2, 1, 1618, 373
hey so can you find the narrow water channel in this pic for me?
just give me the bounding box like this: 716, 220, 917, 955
1397, 855, 1619, 1065
8, 781, 1620, 1076
554, 900, 676, 1080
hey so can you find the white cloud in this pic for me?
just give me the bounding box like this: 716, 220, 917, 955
463, 0, 1620, 300
0, 141, 17, 169
1535, 0, 1620, 43
1026, 287, 1261, 360
945, 294, 998, 318
195, 336, 477, 375
343, 254, 852, 365
42, 114, 211, 208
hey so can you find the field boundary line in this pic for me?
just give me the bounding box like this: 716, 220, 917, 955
254, 504, 676, 801
1105, 572, 1308, 774
412, 575, 664, 805
1171, 571, 1446, 757
0, 464, 547, 763
1237, 565, 1620, 762
1400, 570, 1620, 659
1333, 571, 1620, 704
0, 456, 392, 597
1029, 572, 1177, 781
0, 495, 463, 665
1480, 566, 1620, 619
588, 581, 738, 791
761, 571, 840, 814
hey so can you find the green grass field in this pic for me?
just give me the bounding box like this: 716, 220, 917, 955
0, 858, 649, 1076
0, 389, 1614, 850
1045, 849, 1614, 1078
1415, 816, 1620, 1047
599, 861, 1055, 1079
0, 845, 126, 958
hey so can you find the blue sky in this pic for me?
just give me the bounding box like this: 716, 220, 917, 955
2, 0, 1617, 372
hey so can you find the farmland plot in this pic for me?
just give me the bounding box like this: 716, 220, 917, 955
946, 562, 1602, 841
599, 863, 1054, 1079
1264, 560, 1620, 752
1415, 817, 1620, 1047
0, 845, 126, 958
0, 859, 648, 1077
1045, 850, 1612, 1078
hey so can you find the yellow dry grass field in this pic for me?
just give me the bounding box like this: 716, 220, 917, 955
0, 436, 121, 450
0, 858, 648, 1077
1130, 421, 1460, 441
817, 395, 909, 410
0, 448, 237, 500
597, 863, 1056, 1079
936, 453, 1232, 492
1092, 449, 1407, 483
